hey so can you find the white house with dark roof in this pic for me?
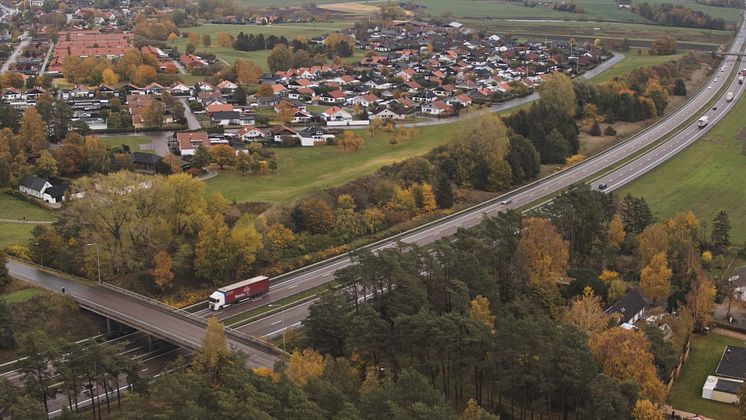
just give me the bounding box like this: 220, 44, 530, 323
18, 174, 52, 199
605, 289, 646, 327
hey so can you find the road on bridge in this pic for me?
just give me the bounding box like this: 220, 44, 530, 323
6, 260, 278, 369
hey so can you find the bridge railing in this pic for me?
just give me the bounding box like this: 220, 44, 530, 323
100, 283, 287, 357
76, 295, 202, 350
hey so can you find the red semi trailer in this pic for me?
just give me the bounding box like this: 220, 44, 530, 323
208, 276, 269, 310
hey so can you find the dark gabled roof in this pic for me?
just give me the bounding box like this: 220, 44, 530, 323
18, 174, 49, 192
715, 346, 746, 380
44, 184, 68, 199
211, 111, 240, 119
131, 152, 162, 165
605, 289, 645, 324
298, 126, 328, 136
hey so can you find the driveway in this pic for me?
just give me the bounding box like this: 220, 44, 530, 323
1, 31, 30, 73
180, 98, 202, 130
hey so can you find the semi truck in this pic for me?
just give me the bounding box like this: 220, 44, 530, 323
698, 116, 709, 128
208, 276, 270, 310
739, 76, 744, 85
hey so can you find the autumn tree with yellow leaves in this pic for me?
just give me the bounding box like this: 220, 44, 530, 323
640, 252, 672, 303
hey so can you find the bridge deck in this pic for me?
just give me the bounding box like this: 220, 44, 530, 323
7, 260, 279, 368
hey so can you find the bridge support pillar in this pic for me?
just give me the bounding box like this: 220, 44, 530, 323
106, 318, 112, 333
147, 335, 153, 352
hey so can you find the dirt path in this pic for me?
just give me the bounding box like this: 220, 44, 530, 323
0, 218, 53, 224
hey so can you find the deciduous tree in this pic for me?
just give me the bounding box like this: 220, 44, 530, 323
469, 295, 496, 333
286, 348, 324, 386
539, 73, 577, 118
640, 252, 672, 303
608, 214, 626, 248
152, 250, 174, 290
193, 316, 227, 385
632, 399, 663, 420
102, 68, 119, 86
589, 327, 666, 403
637, 223, 669, 266
34, 150, 58, 178
516, 217, 569, 290
18, 107, 48, 156
564, 286, 609, 335
141, 99, 164, 128
687, 273, 716, 331
267, 43, 293, 73
209, 144, 236, 169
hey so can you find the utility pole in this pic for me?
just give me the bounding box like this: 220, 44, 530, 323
86, 243, 101, 284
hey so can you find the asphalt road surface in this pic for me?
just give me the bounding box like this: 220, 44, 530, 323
6, 261, 278, 368
230, 16, 746, 338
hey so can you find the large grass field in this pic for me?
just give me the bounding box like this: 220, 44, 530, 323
101, 135, 156, 153
206, 123, 458, 203
621, 91, 746, 245
170, 23, 360, 71
590, 50, 688, 83
668, 333, 744, 419
469, 19, 732, 46
0, 223, 36, 248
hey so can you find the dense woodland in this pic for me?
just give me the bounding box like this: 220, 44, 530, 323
634, 2, 727, 29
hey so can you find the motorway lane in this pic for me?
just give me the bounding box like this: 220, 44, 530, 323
230, 17, 746, 336
6, 261, 278, 368
594, 62, 745, 191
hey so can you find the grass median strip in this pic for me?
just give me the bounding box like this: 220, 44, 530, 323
224, 281, 339, 329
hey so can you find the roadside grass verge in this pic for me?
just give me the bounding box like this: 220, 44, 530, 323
668, 333, 744, 419
2, 288, 42, 304
621, 91, 746, 244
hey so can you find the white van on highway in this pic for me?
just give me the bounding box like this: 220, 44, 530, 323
726, 92, 734, 102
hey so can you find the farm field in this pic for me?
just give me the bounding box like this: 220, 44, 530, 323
469, 19, 732, 46
667, 333, 743, 420
621, 91, 746, 244
241, 0, 742, 23
206, 123, 458, 204
590, 50, 688, 83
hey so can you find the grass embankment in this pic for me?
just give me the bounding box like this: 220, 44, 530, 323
101, 135, 156, 153
668, 333, 743, 419
206, 123, 458, 204
0, 194, 56, 248
2, 288, 41, 304
621, 92, 746, 244
590, 50, 688, 83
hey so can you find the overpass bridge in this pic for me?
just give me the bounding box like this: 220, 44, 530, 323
6, 260, 283, 369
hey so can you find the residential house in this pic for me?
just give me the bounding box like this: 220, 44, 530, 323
702, 346, 746, 404
298, 126, 335, 147
131, 152, 163, 172
169, 83, 193, 96
236, 126, 266, 142
211, 111, 244, 126
605, 289, 646, 327
421, 100, 453, 116
18, 174, 52, 200
319, 90, 346, 105
321, 106, 353, 124
370, 107, 406, 121
268, 125, 300, 145
217, 80, 238, 96
175, 131, 210, 156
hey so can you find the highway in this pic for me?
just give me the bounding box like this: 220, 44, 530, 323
6, 261, 279, 368
4, 14, 745, 375
227, 17, 746, 338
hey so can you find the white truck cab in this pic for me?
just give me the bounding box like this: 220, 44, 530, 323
208, 291, 226, 310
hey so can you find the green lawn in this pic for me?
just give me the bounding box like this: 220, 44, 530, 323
101, 135, 155, 153
170, 23, 362, 71
0, 223, 36, 248
0, 194, 56, 221
621, 91, 746, 245
668, 333, 744, 419
591, 50, 687, 83
2, 288, 41, 304
206, 123, 458, 204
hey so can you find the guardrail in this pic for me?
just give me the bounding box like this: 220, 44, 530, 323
99, 283, 287, 356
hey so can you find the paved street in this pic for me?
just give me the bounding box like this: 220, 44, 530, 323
1, 31, 29, 73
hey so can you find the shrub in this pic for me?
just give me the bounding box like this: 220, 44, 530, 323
604, 125, 617, 136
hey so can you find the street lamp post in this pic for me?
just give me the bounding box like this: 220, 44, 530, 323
268, 304, 286, 352
86, 243, 101, 284
34, 242, 43, 267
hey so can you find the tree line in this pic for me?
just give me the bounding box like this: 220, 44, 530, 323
634, 2, 727, 30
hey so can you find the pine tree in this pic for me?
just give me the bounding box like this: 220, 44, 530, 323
433, 172, 454, 209
711, 210, 731, 249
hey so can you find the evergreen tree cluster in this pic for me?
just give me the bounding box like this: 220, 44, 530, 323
233, 33, 289, 52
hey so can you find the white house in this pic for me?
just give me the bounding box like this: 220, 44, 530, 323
298, 126, 335, 147
370, 107, 406, 121
321, 106, 353, 123
18, 174, 52, 199
421, 101, 453, 116
237, 126, 266, 142
176, 131, 210, 156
